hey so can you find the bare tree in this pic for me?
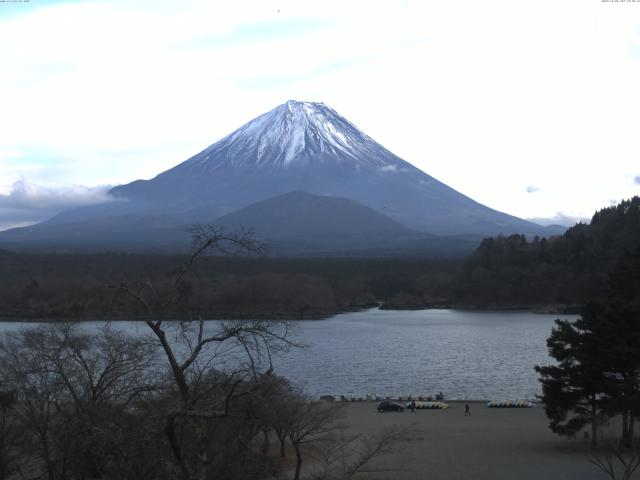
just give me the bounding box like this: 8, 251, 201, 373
254, 373, 297, 458
278, 395, 410, 480
589, 435, 640, 480
286, 397, 346, 480
0, 328, 67, 480
112, 224, 300, 480
0, 324, 160, 480
0, 389, 23, 480
0, 226, 305, 480
32, 323, 158, 412
309, 426, 410, 480
44, 324, 158, 479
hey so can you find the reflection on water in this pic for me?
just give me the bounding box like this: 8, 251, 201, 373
0, 308, 576, 400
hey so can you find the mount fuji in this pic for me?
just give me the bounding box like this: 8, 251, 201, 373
0, 100, 562, 254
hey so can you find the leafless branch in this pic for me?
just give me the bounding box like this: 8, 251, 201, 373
589, 435, 640, 480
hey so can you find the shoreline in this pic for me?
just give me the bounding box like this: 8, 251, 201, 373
319, 397, 537, 404
0, 304, 580, 323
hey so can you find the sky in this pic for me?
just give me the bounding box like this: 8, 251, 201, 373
1, 0, 640, 230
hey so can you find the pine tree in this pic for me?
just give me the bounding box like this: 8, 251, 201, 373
536, 247, 640, 447
535, 303, 610, 447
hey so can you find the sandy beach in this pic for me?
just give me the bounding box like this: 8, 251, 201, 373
341, 401, 603, 480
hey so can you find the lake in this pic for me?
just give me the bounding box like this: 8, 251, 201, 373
0, 308, 575, 401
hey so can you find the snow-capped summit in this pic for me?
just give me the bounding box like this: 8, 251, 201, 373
168, 100, 404, 174
6, 99, 560, 250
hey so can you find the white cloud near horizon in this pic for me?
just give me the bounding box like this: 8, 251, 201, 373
0, 179, 113, 229
527, 213, 591, 228
1, 0, 640, 228
0, 179, 113, 210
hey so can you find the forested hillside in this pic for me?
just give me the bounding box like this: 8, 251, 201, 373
0, 252, 459, 320
1, 198, 638, 320
456, 197, 640, 309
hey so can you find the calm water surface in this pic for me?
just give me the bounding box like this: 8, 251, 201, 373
0, 309, 576, 400
275, 308, 576, 400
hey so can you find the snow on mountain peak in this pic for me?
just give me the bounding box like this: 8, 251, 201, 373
227, 100, 365, 166
177, 100, 404, 173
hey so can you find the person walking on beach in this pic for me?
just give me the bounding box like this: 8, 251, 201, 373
411, 399, 416, 414
464, 403, 471, 416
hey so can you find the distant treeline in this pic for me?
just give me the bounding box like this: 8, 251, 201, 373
1, 197, 638, 320
455, 196, 640, 309
0, 252, 460, 320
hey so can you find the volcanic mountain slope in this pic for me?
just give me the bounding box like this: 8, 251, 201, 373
107, 100, 551, 235
212, 191, 485, 256
0, 191, 481, 256
0, 100, 562, 253
216, 191, 416, 239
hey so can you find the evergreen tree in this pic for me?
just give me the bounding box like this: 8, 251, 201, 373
535, 303, 610, 446
604, 248, 640, 445
597, 303, 640, 447
536, 248, 640, 447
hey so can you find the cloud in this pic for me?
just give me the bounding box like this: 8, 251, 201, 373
526, 185, 539, 193
0, 0, 639, 224
0, 179, 113, 210
634, 174, 640, 185
527, 212, 590, 227
0, 179, 114, 230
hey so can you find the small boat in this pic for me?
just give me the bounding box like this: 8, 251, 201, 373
405, 401, 449, 410
487, 400, 535, 408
